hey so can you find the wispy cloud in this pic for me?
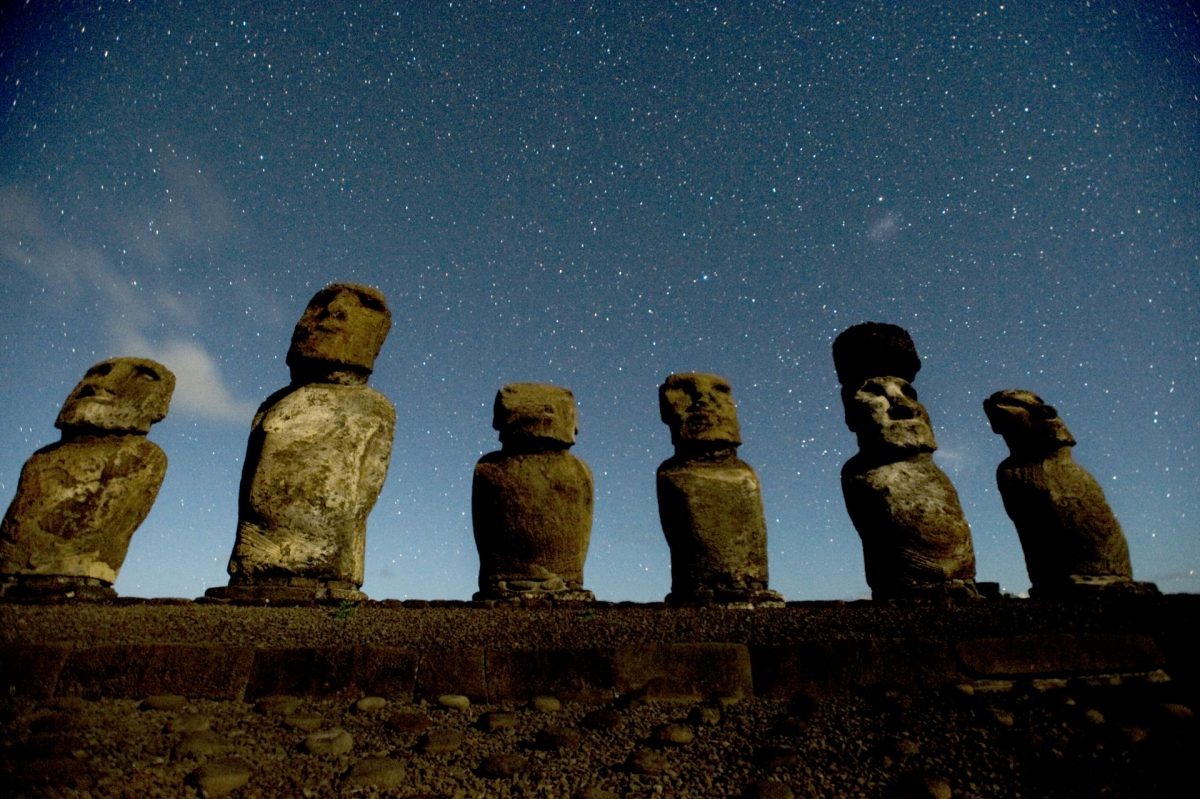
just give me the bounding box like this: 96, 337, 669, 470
0, 182, 256, 424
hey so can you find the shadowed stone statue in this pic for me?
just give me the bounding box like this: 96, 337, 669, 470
472, 383, 594, 602
656, 373, 782, 606
206, 283, 395, 602
984, 389, 1157, 597
0, 357, 175, 600
833, 323, 978, 599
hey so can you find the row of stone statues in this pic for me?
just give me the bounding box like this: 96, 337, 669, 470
0, 285, 1154, 603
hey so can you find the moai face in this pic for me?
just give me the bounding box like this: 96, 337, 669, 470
55, 358, 175, 435
845, 376, 936, 454
984, 389, 1076, 455
659, 373, 742, 447
286, 283, 392, 375
493, 383, 578, 448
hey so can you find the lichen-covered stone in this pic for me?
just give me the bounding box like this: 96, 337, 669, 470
473, 384, 593, 601
833, 327, 978, 600
0, 358, 174, 599
207, 284, 394, 602
984, 389, 1154, 597
656, 373, 781, 606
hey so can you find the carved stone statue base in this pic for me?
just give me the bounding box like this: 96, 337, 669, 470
665, 586, 784, 608
472, 588, 597, 604
0, 574, 117, 601
204, 576, 365, 603
1029, 576, 1159, 600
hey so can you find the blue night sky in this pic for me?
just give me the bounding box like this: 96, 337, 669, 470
1, 2, 1197, 601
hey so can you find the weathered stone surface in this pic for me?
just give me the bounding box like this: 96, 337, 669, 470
485, 648, 614, 704
614, 643, 753, 701
659, 372, 743, 446
188, 757, 251, 797
656, 373, 782, 606
304, 727, 354, 755
956, 633, 1164, 677
244, 646, 417, 699
417, 728, 463, 754
209, 284, 394, 601
478, 752, 528, 778
750, 639, 958, 698
0, 643, 72, 699
984, 389, 1152, 596
831, 322, 921, 396
493, 382, 578, 447
837, 369, 977, 598
56, 644, 253, 700
0, 358, 174, 597
473, 383, 594, 601
342, 757, 407, 790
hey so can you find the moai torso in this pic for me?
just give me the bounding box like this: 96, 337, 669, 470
984, 389, 1152, 596
0, 358, 174, 599
656, 373, 781, 606
472, 383, 594, 602
833, 323, 978, 599
208, 283, 395, 602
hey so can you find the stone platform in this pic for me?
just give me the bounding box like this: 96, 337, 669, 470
3, 595, 1196, 703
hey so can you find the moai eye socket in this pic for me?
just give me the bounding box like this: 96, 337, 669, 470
88, 363, 114, 377
901, 383, 918, 402
134, 365, 161, 382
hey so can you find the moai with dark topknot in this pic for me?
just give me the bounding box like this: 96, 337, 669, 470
1, 357, 175, 599
983, 389, 1157, 597
656, 372, 783, 606
472, 383, 595, 602
206, 283, 395, 602
832, 323, 978, 599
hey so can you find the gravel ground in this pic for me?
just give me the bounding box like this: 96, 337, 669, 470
2, 596, 1197, 797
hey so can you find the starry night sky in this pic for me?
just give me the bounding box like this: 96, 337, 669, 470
2, 2, 1197, 601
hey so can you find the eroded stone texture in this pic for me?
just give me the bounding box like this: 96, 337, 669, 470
207, 284, 395, 602
656, 373, 782, 606
984, 389, 1155, 597
833, 323, 978, 600
472, 383, 594, 601
0, 358, 175, 599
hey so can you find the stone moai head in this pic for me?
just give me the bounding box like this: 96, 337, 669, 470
659, 372, 741, 450
55, 357, 176, 436
493, 383, 578, 450
286, 283, 392, 380
983, 389, 1076, 456
845, 376, 937, 455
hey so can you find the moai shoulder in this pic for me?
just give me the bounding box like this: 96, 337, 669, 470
0, 357, 175, 599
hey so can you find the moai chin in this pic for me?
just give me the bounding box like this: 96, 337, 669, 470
833, 323, 978, 599
205, 283, 395, 602
656, 373, 783, 607
0, 357, 175, 600
983, 389, 1157, 597
472, 383, 595, 602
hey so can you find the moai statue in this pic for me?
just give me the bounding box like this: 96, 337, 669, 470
656, 373, 783, 606
832, 323, 978, 599
983, 389, 1157, 597
472, 383, 594, 602
206, 283, 395, 602
0, 358, 175, 600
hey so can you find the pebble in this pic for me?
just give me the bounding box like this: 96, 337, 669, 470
437, 693, 471, 712
689, 704, 722, 726
989, 708, 1015, 727
531, 695, 562, 712
536, 726, 582, 751
354, 696, 388, 713
342, 757, 407, 789
627, 748, 669, 775
188, 757, 251, 797
654, 723, 695, 746
1159, 702, 1196, 722
168, 714, 212, 734
386, 710, 432, 734
1084, 708, 1106, 726
303, 728, 354, 755
174, 730, 230, 759
574, 787, 621, 799
283, 712, 324, 731
256, 695, 302, 716
478, 710, 518, 732
140, 694, 187, 712
743, 778, 795, 799
478, 752, 528, 778
418, 729, 464, 754
581, 707, 625, 732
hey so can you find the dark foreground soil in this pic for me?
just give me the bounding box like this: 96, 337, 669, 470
2, 596, 1197, 798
